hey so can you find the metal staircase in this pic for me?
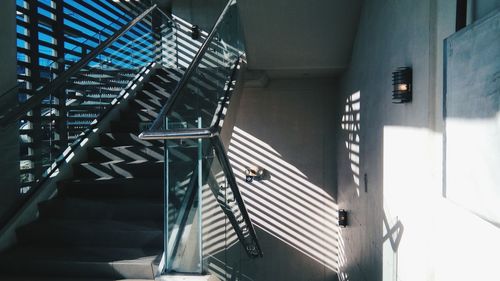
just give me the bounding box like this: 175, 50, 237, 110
0, 0, 261, 279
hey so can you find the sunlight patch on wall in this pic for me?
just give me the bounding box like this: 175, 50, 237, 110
337, 226, 350, 281
341, 91, 361, 196
383, 126, 438, 281
228, 126, 339, 272
202, 171, 239, 257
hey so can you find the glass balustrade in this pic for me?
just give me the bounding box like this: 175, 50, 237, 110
147, 0, 262, 274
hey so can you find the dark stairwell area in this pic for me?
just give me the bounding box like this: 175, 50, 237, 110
0, 67, 179, 280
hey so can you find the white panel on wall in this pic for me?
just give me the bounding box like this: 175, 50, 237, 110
445, 9, 500, 226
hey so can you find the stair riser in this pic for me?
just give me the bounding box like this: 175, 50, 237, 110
73, 162, 163, 179
0, 68, 176, 281
17, 229, 163, 248
0, 259, 157, 279
39, 201, 163, 222
87, 146, 165, 162
100, 133, 163, 147
57, 180, 163, 199
129, 99, 163, 112
109, 122, 152, 133
120, 110, 159, 122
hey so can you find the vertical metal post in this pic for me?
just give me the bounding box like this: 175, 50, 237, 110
197, 116, 203, 272
26, 0, 43, 184
163, 117, 170, 273
152, 7, 163, 63
54, 0, 68, 150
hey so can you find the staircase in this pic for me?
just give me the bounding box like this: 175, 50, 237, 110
0, 0, 262, 279
0, 68, 177, 280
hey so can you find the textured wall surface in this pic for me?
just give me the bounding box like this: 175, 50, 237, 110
336, 1, 500, 281
217, 78, 340, 281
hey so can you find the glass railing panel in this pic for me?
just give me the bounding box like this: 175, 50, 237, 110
164, 118, 203, 273
156, 0, 262, 274
152, 0, 244, 132
200, 139, 239, 274
164, 135, 260, 274
166, 15, 208, 71
57, 18, 126, 72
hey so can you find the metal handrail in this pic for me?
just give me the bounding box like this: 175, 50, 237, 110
142, 0, 236, 132
139, 127, 217, 140
140, 54, 263, 258
0, 61, 157, 231
0, 4, 161, 127
139, 55, 241, 140
153, 6, 179, 29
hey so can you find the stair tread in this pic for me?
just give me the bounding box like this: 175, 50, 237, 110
0, 246, 160, 279
61, 178, 163, 185
16, 218, 163, 248
39, 196, 163, 221
100, 133, 163, 147
73, 161, 163, 180
0, 277, 153, 281
41, 196, 163, 207
87, 145, 165, 162
77, 160, 164, 165
20, 218, 163, 232
57, 178, 163, 199
0, 67, 176, 280
0, 246, 161, 262
39, 197, 162, 221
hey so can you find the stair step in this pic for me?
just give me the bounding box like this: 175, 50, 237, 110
0, 246, 161, 279
100, 133, 163, 147
88, 146, 165, 162
0, 277, 155, 281
17, 219, 163, 248
39, 197, 163, 222
57, 178, 163, 198
136, 88, 171, 102
73, 161, 163, 179
0, 67, 182, 280
110, 121, 152, 133
129, 100, 162, 114
120, 109, 160, 122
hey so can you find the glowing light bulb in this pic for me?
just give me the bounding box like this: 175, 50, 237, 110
397, 83, 408, 91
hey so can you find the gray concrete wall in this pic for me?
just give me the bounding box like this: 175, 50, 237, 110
214, 78, 340, 281
473, 0, 500, 21
154, 0, 173, 14
336, 1, 500, 281
0, 0, 20, 223
172, 0, 227, 31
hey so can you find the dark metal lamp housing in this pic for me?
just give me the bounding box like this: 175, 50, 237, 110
339, 209, 348, 227
392, 67, 412, 103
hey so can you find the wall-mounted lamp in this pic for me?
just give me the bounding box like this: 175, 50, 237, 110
244, 167, 269, 183
392, 67, 412, 103
339, 209, 348, 227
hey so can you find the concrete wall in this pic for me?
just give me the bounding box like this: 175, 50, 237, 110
473, 0, 500, 20
172, 0, 227, 31
336, 1, 500, 281
217, 78, 340, 281
0, 0, 20, 224
236, 0, 362, 76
